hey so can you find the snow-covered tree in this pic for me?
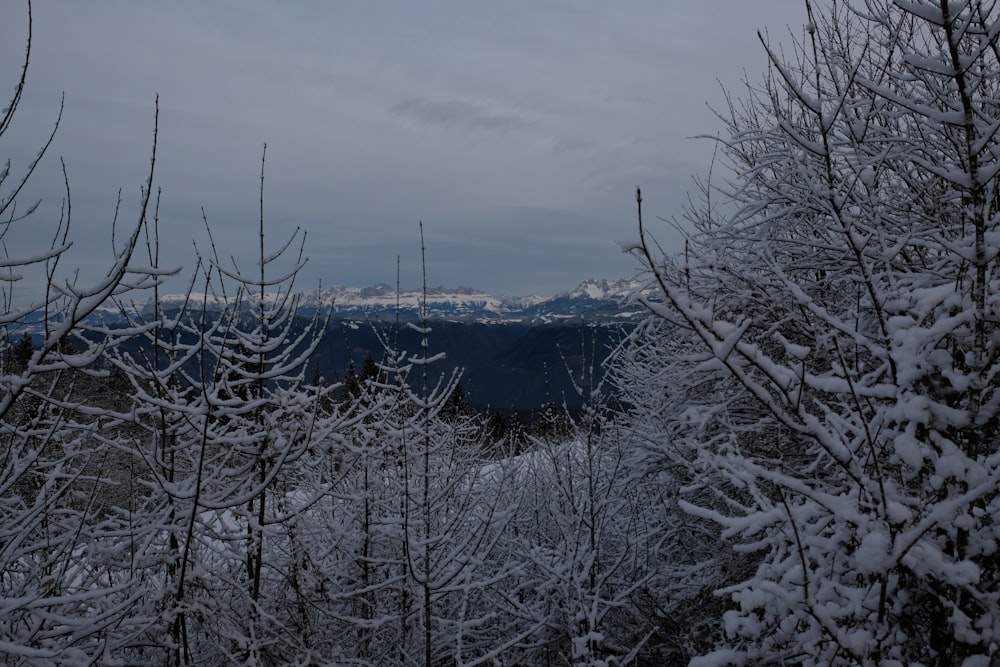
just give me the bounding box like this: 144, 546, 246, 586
607, 316, 762, 664
462, 334, 692, 666
106, 149, 351, 664
0, 4, 161, 662
507, 418, 657, 665
628, 1, 1000, 664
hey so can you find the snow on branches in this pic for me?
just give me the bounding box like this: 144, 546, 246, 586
627, 1, 1000, 664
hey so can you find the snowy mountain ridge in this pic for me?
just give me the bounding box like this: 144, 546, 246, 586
101, 277, 648, 325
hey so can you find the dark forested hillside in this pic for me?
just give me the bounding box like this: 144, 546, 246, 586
312, 318, 628, 411
99, 299, 632, 413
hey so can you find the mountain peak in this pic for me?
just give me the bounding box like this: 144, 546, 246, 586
558, 277, 643, 301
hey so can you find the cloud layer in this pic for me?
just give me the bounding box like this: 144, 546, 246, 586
0, 0, 805, 297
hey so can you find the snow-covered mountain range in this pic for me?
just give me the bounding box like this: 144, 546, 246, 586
118, 277, 649, 325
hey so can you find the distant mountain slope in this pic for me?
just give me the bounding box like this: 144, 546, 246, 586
16, 278, 649, 411
313, 318, 628, 411
297, 277, 646, 409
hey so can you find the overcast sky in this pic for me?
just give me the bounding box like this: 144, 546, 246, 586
1, 0, 806, 298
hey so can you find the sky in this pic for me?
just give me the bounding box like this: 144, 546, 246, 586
0, 0, 806, 299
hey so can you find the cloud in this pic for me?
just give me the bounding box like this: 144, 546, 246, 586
389, 97, 527, 133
